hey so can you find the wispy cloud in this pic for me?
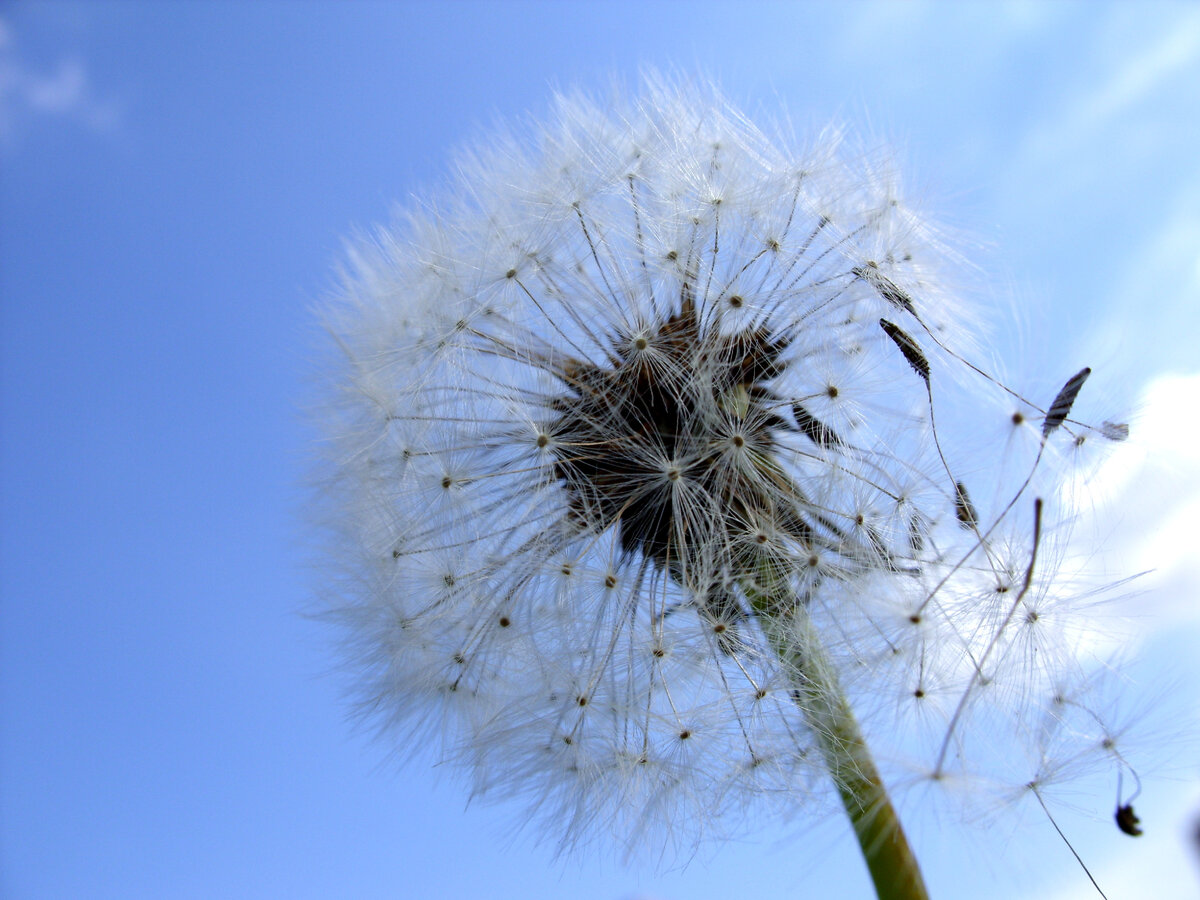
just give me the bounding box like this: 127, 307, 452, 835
1020, 9, 1200, 167
985, 6, 1200, 231
1074, 12, 1200, 135
0, 14, 121, 146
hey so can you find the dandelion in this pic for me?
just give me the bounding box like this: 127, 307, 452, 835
317, 75, 1136, 899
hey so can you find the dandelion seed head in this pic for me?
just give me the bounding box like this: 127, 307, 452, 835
317, 74, 1142, 862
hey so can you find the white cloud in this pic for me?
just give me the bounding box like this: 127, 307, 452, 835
24, 56, 87, 113
1087, 371, 1200, 626
0, 13, 120, 145
1042, 385, 1200, 895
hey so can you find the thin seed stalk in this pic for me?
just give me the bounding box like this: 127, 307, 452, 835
747, 579, 929, 900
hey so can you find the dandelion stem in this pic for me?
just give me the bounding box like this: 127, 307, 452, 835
749, 580, 929, 900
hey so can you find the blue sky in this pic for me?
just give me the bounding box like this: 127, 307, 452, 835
2, 2, 1199, 898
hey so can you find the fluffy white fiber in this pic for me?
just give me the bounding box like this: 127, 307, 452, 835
315, 74, 1135, 863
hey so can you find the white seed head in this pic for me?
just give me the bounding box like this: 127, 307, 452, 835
316, 75, 1136, 860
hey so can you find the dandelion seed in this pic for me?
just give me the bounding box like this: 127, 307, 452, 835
1100, 421, 1130, 442
1113, 769, 1145, 836
792, 402, 844, 448
1115, 803, 1143, 837
953, 481, 977, 529
316, 74, 1142, 898
854, 262, 918, 315
1043, 367, 1091, 437
907, 515, 925, 554
879, 318, 931, 384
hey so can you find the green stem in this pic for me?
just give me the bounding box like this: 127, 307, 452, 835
748, 582, 929, 900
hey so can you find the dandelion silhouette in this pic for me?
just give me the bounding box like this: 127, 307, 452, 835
319, 75, 1137, 899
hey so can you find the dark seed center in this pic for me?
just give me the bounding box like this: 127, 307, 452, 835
549, 297, 791, 574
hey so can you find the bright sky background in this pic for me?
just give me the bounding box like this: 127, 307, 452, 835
2, 2, 1199, 898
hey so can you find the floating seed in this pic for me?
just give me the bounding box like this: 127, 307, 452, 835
907, 515, 924, 554
1043, 367, 1091, 437
879, 319, 930, 383
792, 403, 844, 448
1115, 803, 1143, 837
866, 525, 894, 569
1101, 421, 1130, 442
854, 264, 917, 315
953, 480, 977, 529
